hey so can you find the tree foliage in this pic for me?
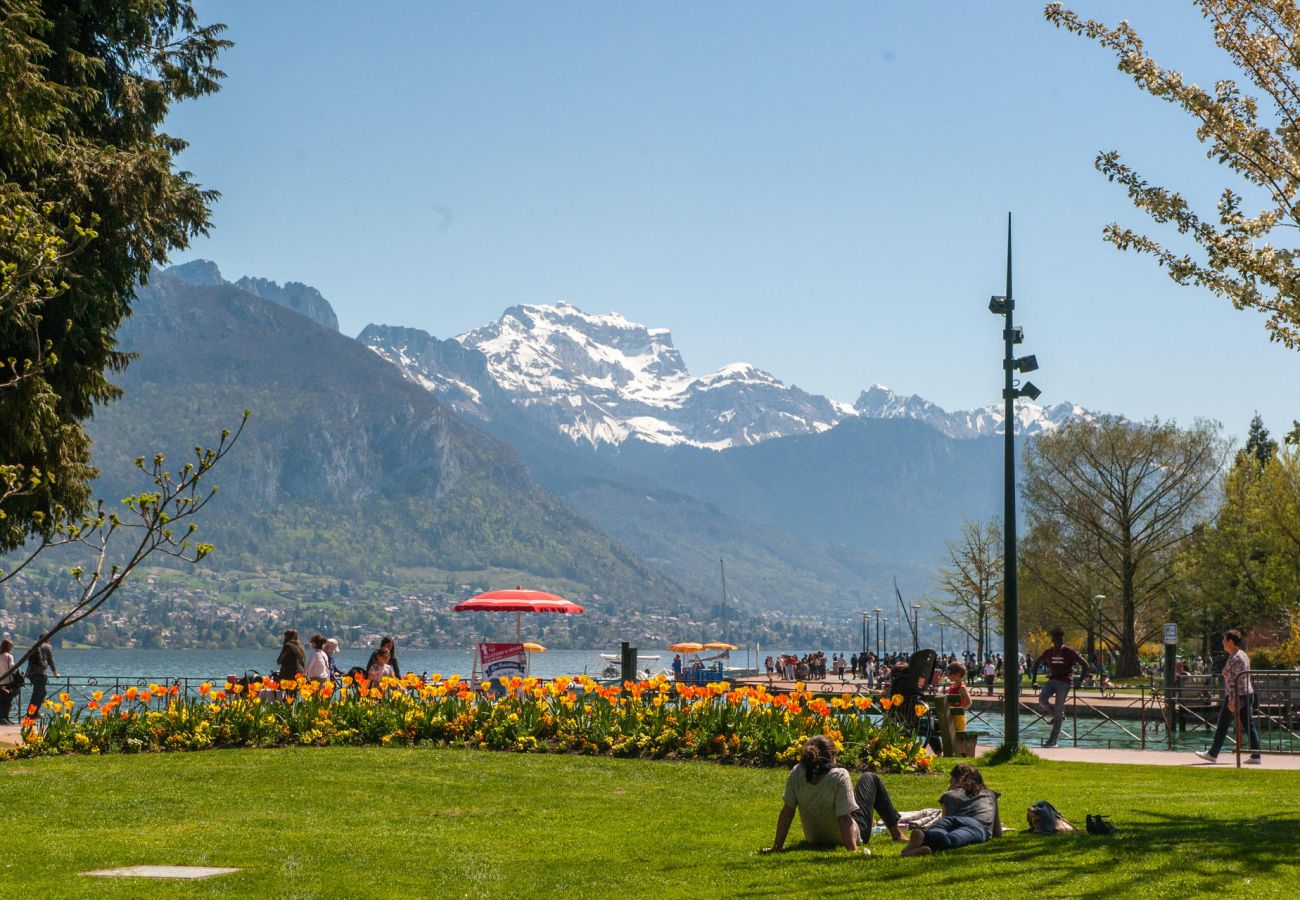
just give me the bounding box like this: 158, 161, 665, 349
0, 0, 229, 550
1179, 427, 1300, 640
1046, 1, 1300, 350
928, 517, 1003, 662
1021, 416, 1226, 676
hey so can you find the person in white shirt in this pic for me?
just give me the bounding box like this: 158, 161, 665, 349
0, 639, 18, 724
304, 634, 331, 683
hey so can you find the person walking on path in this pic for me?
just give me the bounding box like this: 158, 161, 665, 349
0, 639, 19, 725
1196, 629, 1261, 764
1031, 626, 1088, 748
981, 657, 996, 696
24, 634, 58, 718
304, 635, 331, 683
277, 630, 306, 683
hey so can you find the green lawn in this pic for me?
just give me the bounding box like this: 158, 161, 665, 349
2, 748, 1297, 897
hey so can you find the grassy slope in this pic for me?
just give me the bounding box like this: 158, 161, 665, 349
2, 749, 1297, 898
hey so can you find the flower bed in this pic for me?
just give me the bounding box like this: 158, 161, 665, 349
6, 674, 932, 773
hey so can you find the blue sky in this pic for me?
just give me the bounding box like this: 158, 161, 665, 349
168, 1, 1296, 441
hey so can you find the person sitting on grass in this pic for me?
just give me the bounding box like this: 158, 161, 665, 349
901, 762, 1003, 857
761, 735, 907, 856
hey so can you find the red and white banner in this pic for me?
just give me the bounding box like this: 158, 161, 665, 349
479, 642, 526, 681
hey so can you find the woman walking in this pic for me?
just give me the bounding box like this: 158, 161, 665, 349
1195, 629, 1261, 764
277, 630, 306, 683
0, 639, 19, 725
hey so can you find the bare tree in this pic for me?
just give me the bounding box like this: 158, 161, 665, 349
929, 518, 1003, 663
0, 415, 246, 689
1021, 416, 1227, 676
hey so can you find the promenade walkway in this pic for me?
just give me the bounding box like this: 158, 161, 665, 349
1035, 745, 1300, 769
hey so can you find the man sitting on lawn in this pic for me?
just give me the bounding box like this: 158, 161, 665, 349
1030, 626, 1089, 749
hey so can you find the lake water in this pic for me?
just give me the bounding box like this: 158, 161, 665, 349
43, 648, 652, 681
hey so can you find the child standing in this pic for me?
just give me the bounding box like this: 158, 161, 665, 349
946, 662, 972, 734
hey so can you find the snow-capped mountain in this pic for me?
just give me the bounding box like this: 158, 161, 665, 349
366, 303, 844, 449
853, 385, 1090, 439
360, 302, 1088, 449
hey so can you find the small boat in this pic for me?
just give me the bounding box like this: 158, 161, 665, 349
598, 653, 663, 680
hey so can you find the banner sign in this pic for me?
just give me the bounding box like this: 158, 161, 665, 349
479, 642, 526, 681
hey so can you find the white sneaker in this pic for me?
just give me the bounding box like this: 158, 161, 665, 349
1245, 756, 1262, 765
1194, 750, 1218, 763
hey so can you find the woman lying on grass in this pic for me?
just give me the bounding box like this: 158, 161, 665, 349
761, 735, 907, 856
901, 762, 1004, 857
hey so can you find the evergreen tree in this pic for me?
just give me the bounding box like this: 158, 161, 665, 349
1241, 413, 1278, 472
0, 0, 229, 549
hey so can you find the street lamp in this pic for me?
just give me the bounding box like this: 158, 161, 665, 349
988, 212, 1040, 750
911, 603, 922, 652
859, 610, 871, 655
1092, 594, 1106, 669
978, 599, 989, 661
873, 608, 882, 657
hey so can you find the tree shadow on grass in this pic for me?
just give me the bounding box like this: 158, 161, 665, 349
897, 810, 1300, 898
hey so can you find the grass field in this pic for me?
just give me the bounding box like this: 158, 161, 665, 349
3, 748, 1298, 898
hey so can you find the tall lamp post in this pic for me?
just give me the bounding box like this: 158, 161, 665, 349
873, 608, 882, 658
911, 603, 922, 652
1092, 594, 1106, 670
988, 212, 1040, 751
859, 610, 871, 656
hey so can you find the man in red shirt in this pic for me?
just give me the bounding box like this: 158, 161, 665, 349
1030, 626, 1088, 748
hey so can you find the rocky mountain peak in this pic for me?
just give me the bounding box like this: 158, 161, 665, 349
853, 384, 1090, 438
366, 300, 1091, 448
158, 261, 339, 332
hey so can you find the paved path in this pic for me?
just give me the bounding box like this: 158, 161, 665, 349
0, 723, 19, 746
1033, 745, 1300, 769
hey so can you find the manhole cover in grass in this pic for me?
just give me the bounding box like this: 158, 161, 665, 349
82, 865, 240, 879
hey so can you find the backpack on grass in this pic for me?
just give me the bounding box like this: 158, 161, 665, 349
1027, 800, 1075, 834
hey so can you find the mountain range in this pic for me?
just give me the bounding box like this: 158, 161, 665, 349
361, 301, 1088, 450
70, 261, 1095, 644
86, 267, 689, 617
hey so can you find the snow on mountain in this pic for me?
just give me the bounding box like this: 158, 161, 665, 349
853, 384, 1090, 438
450, 303, 843, 448
360, 302, 1090, 449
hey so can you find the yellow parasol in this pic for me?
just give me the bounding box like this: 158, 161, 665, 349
668, 642, 705, 653
703, 641, 737, 651
522, 642, 547, 653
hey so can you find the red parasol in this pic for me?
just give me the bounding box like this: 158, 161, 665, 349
453, 589, 584, 615
453, 589, 585, 642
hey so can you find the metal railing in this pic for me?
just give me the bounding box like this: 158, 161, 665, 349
3, 674, 237, 720
927, 678, 1224, 751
